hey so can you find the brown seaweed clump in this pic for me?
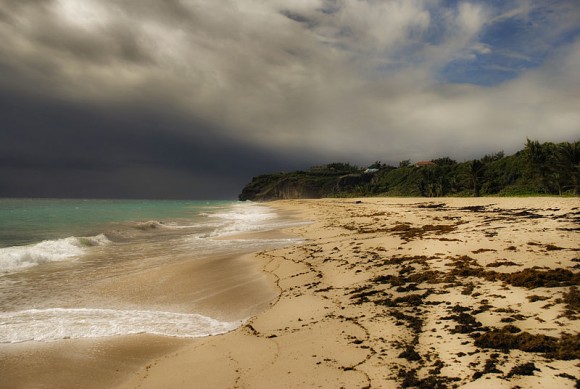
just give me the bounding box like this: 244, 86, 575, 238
388, 223, 457, 242
563, 286, 580, 312
440, 310, 484, 334
486, 260, 520, 268
398, 368, 460, 389
475, 327, 580, 360
472, 354, 502, 380
506, 362, 539, 377
499, 268, 579, 288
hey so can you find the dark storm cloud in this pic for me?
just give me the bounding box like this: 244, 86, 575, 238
0, 0, 579, 198
0, 89, 314, 199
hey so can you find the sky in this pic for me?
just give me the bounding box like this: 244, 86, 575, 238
1, 0, 579, 199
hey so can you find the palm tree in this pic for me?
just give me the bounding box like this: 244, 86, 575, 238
555, 141, 580, 195
469, 159, 485, 197
524, 139, 556, 193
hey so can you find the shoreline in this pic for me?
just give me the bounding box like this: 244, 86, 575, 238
119, 197, 579, 388
0, 250, 279, 389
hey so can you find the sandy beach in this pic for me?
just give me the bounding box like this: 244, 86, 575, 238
115, 197, 579, 388
2, 197, 577, 388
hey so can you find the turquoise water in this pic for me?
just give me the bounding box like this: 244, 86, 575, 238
0, 199, 304, 343
0, 199, 231, 248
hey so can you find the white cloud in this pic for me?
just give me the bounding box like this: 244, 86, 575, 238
456, 2, 488, 36
54, 0, 111, 30
0, 0, 578, 164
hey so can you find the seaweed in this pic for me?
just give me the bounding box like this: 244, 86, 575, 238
441, 312, 483, 334
372, 269, 444, 287
474, 327, 558, 353
438, 237, 462, 242
373, 274, 404, 286
417, 203, 447, 209
398, 346, 422, 361
385, 255, 431, 265
511, 210, 543, 219
392, 293, 426, 307
389, 310, 423, 333
399, 369, 459, 389
486, 260, 520, 267
473, 355, 502, 380
459, 206, 487, 212
502, 324, 521, 333
472, 248, 497, 254
500, 268, 579, 288
557, 372, 579, 385
396, 283, 419, 292
445, 260, 578, 289
350, 289, 382, 304
563, 286, 580, 312
448, 256, 485, 278
501, 313, 526, 322
389, 223, 457, 242
461, 282, 475, 295
506, 362, 538, 377
429, 360, 445, 375
407, 270, 446, 284
527, 295, 549, 302
474, 327, 580, 359
451, 305, 471, 313
552, 334, 580, 360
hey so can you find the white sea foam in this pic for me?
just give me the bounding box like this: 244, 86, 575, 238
207, 202, 307, 237
0, 308, 243, 343
133, 219, 224, 231
187, 235, 304, 256
134, 220, 169, 230
0, 234, 110, 273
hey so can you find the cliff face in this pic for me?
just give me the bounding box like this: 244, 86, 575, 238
238, 170, 372, 201
239, 177, 319, 201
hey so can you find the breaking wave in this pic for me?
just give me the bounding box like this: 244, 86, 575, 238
0, 234, 110, 273
207, 202, 307, 237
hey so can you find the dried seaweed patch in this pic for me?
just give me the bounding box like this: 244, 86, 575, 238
486, 260, 520, 268
499, 268, 579, 288
506, 362, 538, 377
475, 328, 580, 359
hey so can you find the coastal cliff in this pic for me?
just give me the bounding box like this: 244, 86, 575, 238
239, 140, 580, 201
238, 164, 373, 201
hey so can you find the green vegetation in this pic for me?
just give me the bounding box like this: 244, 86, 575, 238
239, 139, 580, 200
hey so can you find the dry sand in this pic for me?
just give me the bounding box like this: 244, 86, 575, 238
118, 197, 579, 389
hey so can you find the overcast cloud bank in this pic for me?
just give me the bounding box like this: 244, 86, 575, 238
1, 0, 578, 198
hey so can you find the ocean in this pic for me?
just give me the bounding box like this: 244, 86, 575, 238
0, 199, 303, 344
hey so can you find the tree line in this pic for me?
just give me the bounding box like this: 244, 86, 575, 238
356, 139, 579, 197
239, 139, 579, 200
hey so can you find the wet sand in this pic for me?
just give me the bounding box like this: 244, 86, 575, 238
0, 335, 186, 389
118, 197, 579, 388
0, 252, 278, 389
